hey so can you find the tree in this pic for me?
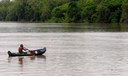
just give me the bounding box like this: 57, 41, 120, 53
92, 0, 122, 23
51, 3, 69, 22
0, 0, 126, 23
120, 0, 128, 23
66, 0, 81, 22
79, 0, 96, 22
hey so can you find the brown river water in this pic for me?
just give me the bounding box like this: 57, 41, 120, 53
0, 23, 128, 76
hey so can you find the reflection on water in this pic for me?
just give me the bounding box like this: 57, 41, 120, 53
18, 57, 23, 65
8, 55, 46, 65
0, 23, 128, 32
5, 55, 46, 76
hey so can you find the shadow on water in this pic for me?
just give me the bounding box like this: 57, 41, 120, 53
1, 23, 128, 32
43, 23, 128, 32
8, 55, 46, 65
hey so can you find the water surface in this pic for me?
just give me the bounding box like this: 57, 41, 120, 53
0, 23, 128, 76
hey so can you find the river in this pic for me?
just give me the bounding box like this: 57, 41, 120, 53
0, 22, 128, 76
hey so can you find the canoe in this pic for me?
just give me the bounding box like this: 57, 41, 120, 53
8, 47, 46, 56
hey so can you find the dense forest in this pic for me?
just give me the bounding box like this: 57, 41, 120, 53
0, 0, 128, 23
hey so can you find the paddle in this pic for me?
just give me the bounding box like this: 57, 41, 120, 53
23, 49, 36, 54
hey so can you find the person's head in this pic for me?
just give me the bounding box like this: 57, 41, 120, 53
20, 44, 23, 47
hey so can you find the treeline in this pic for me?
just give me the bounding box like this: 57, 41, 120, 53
0, 0, 128, 23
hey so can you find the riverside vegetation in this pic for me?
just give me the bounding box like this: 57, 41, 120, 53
0, 0, 128, 23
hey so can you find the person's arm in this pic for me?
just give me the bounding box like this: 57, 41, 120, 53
23, 47, 28, 51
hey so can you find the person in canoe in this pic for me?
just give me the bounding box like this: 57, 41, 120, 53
18, 44, 36, 55
18, 44, 28, 54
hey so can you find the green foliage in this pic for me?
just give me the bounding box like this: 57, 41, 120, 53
51, 3, 69, 23
0, 1, 10, 21
66, 1, 81, 22
92, 0, 122, 23
0, 0, 127, 23
120, 0, 128, 23
80, 0, 96, 22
